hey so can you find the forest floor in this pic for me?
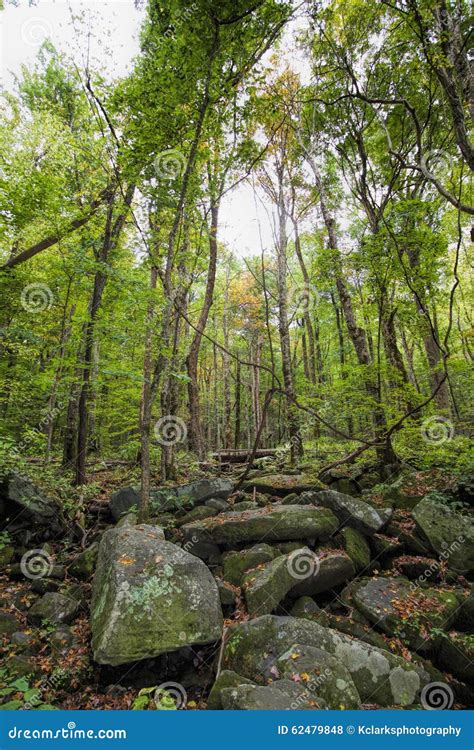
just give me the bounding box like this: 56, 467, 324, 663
0, 449, 473, 711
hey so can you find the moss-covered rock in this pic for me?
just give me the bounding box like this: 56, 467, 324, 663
182, 505, 339, 546
110, 479, 234, 520
68, 542, 99, 580
242, 474, 324, 496
216, 579, 236, 607
276, 643, 361, 709
0, 611, 20, 635
243, 549, 316, 616
352, 577, 459, 651
222, 544, 277, 586
0, 474, 62, 530
412, 495, 474, 572
290, 597, 321, 617
222, 615, 429, 706
314, 490, 391, 536
90, 524, 223, 665
176, 506, 218, 526
207, 670, 255, 709
27, 592, 79, 626
220, 680, 327, 710
0, 545, 14, 567
437, 632, 474, 683
290, 551, 355, 597
341, 527, 371, 572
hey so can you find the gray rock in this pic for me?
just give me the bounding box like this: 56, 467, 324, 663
109, 487, 140, 522
242, 474, 323, 496
27, 593, 79, 626
182, 505, 338, 546
109, 479, 234, 520
50, 625, 77, 650
222, 544, 278, 587
220, 680, 327, 710
217, 579, 236, 606
412, 495, 474, 572
437, 633, 474, 683
290, 597, 321, 617
207, 670, 255, 709
176, 506, 218, 526
223, 615, 430, 706
0, 545, 14, 567
205, 498, 230, 512
90, 524, 223, 665
311, 490, 391, 536
352, 577, 459, 650
290, 551, 355, 597
0, 474, 62, 529
231, 501, 259, 512
243, 549, 316, 616
68, 543, 99, 580
341, 527, 371, 572
0, 611, 21, 635
277, 643, 361, 709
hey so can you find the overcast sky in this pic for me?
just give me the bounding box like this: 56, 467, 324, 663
2, 1, 310, 257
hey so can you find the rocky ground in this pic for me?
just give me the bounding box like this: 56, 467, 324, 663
0, 464, 473, 710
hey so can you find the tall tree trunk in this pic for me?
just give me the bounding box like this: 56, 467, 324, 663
186, 203, 219, 458
75, 186, 134, 485
139, 263, 158, 521
306, 154, 395, 462
234, 359, 241, 448
275, 167, 303, 461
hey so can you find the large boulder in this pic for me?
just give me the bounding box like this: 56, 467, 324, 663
0, 474, 62, 530
182, 505, 338, 546
90, 524, 223, 665
276, 644, 361, 709
310, 489, 391, 536
222, 544, 278, 586
109, 479, 234, 520
223, 615, 429, 706
109, 487, 140, 521
207, 670, 255, 709
243, 548, 316, 616
220, 680, 327, 710
352, 577, 459, 651
437, 632, 474, 683
341, 527, 371, 572
412, 495, 474, 572
290, 551, 355, 597
242, 474, 323, 496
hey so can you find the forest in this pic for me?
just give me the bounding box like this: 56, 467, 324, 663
0, 0, 473, 713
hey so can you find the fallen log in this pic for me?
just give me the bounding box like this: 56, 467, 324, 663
210, 449, 278, 464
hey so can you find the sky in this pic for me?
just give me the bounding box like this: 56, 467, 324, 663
1, 0, 309, 257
